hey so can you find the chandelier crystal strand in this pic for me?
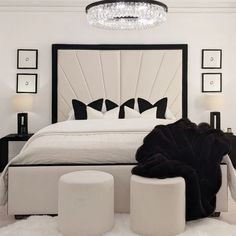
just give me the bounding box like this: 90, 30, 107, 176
86, 0, 168, 30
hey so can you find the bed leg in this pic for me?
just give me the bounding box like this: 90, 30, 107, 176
14, 215, 29, 220
212, 212, 221, 217
14, 214, 57, 220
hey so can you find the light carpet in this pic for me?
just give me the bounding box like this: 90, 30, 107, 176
1, 214, 236, 236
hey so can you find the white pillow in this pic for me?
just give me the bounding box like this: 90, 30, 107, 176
67, 107, 119, 120
68, 107, 175, 120
87, 106, 120, 119
124, 106, 157, 119
165, 108, 176, 120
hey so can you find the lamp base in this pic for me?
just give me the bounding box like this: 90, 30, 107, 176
210, 112, 221, 130
17, 113, 28, 135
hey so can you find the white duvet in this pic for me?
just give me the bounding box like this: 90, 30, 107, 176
0, 118, 175, 204
15, 119, 175, 165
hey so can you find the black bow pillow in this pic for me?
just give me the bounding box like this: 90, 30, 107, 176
72, 99, 104, 120
138, 97, 168, 119
105, 99, 135, 119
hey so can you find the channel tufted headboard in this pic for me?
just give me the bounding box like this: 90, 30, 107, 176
52, 44, 188, 123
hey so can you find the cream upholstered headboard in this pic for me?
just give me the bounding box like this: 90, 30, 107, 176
52, 44, 188, 123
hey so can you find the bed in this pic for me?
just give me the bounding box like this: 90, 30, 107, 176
4, 44, 228, 216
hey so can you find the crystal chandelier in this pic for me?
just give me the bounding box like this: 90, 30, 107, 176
85, 0, 168, 30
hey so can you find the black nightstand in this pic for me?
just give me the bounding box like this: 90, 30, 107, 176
0, 133, 34, 171
225, 132, 236, 168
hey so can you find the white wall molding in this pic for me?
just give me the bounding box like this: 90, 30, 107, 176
1, 0, 236, 13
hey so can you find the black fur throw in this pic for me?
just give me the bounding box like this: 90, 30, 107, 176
132, 119, 230, 221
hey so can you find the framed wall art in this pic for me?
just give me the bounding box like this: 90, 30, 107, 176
202, 73, 222, 93
17, 49, 38, 69
16, 73, 38, 93
202, 49, 222, 69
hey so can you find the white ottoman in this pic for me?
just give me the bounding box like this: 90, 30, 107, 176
130, 175, 185, 236
58, 170, 114, 236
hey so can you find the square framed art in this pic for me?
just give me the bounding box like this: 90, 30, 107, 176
16, 73, 38, 93
17, 49, 38, 69
202, 49, 222, 69
202, 73, 222, 93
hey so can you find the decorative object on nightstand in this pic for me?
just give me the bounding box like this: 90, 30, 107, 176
204, 94, 224, 130
0, 133, 33, 171
12, 95, 33, 135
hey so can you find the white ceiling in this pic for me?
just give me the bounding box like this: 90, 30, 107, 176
0, 0, 236, 12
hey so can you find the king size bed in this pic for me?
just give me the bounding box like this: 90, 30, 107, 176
0, 44, 228, 217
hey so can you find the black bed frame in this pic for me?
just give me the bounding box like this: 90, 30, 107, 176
51, 44, 188, 123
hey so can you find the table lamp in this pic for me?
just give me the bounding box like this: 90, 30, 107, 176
204, 94, 224, 130
12, 95, 33, 135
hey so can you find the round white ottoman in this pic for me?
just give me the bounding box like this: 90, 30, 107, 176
58, 170, 114, 236
130, 175, 185, 236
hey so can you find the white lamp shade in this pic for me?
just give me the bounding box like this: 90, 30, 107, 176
204, 94, 224, 110
12, 95, 33, 112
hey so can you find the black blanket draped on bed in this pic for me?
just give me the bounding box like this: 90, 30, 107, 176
132, 119, 230, 221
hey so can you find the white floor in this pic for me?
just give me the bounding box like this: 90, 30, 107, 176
0, 196, 236, 229
0, 205, 16, 228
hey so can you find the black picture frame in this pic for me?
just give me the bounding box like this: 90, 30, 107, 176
16, 73, 38, 94
51, 44, 188, 123
202, 49, 222, 69
17, 49, 38, 69
202, 73, 222, 93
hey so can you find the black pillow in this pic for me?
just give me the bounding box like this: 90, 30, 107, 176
72, 99, 104, 120
138, 97, 168, 119
105, 99, 135, 119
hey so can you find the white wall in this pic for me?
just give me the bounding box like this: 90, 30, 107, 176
1, 10, 236, 143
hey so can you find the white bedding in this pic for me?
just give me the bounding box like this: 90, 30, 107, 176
17, 119, 175, 165
0, 118, 175, 204
1, 119, 236, 206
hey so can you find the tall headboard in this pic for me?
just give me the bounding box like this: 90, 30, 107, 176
52, 44, 188, 123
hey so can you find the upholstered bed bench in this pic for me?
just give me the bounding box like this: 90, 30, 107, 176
8, 164, 228, 217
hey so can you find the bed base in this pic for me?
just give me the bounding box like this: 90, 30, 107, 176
14, 214, 57, 220
8, 164, 228, 216
211, 212, 221, 217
